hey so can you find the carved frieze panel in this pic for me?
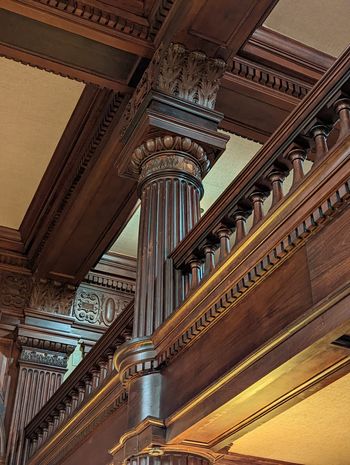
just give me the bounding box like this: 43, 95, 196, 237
20, 348, 68, 369
0, 271, 31, 309
29, 279, 76, 315
73, 286, 132, 327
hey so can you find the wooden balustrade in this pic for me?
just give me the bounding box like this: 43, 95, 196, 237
170, 46, 350, 299
23, 301, 134, 460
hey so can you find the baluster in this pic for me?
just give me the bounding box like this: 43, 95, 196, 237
47, 416, 54, 438
99, 359, 108, 381
83, 375, 93, 396
71, 389, 79, 412
91, 367, 100, 390
41, 422, 48, 445
77, 381, 85, 405
53, 409, 60, 430
267, 170, 286, 209
334, 98, 350, 141
36, 428, 43, 449
286, 147, 306, 188
58, 403, 66, 424
249, 191, 266, 227
202, 243, 216, 277
106, 349, 114, 374
30, 434, 38, 457
65, 397, 72, 417
311, 125, 329, 164
189, 258, 202, 290
217, 227, 231, 262
233, 211, 247, 246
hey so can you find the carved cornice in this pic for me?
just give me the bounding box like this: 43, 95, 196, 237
17, 335, 75, 355
9, 0, 175, 46
227, 56, 310, 99
121, 42, 226, 134
28, 90, 125, 267
84, 271, 135, 294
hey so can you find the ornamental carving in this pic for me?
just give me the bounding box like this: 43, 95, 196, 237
139, 154, 202, 183
73, 287, 131, 327
131, 136, 209, 177
0, 271, 32, 309
122, 43, 226, 134
30, 279, 76, 315
20, 348, 68, 369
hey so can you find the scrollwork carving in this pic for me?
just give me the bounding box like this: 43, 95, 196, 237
0, 271, 32, 309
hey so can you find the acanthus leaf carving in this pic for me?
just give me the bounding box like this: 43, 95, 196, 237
30, 279, 76, 315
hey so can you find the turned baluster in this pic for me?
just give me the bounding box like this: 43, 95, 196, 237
77, 381, 85, 405
189, 258, 202, 290
71, 389, 79, 411
334, 98, 350, 141
311, 125, 329, 164
202, 243, 216, 277
91, 367, 100, 390
30, 434, 38, 456
41, 422, 48, 444
217, 227, 231, 262
106, 350, 114, 374
233, 211, 247, 246
99, 359, 108, 381
249, 191, 266, 227
65, 397, 72, 417
58, 403, 66, 424
267, 170, 286, 209
53, 409, 60, 430
47, 416, 54, 437
286, 147, 306, 188
36, 428, 43, 449
84, 375, 93, 396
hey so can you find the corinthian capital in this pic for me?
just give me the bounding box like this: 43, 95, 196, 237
122, 43, 226, 134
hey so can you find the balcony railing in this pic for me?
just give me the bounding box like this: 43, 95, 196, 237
171, 45, 350, 299
24, 301, 133, 461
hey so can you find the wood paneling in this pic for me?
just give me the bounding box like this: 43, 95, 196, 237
162, 247, 312, 417
307, 207, 350, 303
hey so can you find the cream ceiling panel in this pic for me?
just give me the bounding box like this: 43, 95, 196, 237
0, 57, 84, 229
230, 372, 350, 465
265, 0, 350, 57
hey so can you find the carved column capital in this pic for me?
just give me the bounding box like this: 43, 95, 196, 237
131, 135, 209, 194
122, 42, 226, 134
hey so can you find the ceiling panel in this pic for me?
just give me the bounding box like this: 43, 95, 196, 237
230, 372, 350, 465
264, 0, 350, 57
0, 57, 84, 229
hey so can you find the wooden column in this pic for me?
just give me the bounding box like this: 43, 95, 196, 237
6, 336, 73, 465
131, 136, 208, 338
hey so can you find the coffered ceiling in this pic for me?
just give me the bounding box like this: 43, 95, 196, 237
265, 0, 350, 57
230, 371, 350, 465
0, 57, 84, 229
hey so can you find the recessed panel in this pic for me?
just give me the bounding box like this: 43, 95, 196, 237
265, 0, 350, 57
0, 57, 84, 229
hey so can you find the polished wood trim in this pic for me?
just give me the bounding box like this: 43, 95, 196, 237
242, 27, 335, 83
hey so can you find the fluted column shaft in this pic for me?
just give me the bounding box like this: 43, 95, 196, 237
131, 136, 208, 338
